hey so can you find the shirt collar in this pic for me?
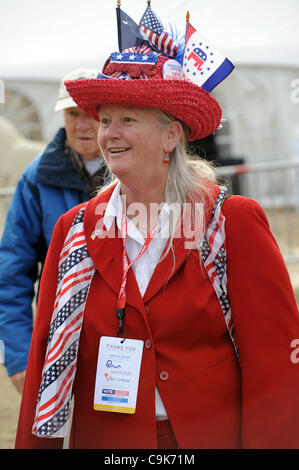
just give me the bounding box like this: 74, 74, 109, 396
103, 182, 175, 244
103, 181, 122, 231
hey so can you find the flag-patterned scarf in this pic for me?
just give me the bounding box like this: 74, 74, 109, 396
198, 186, 238, 357
32, 207, 95, 438
32, 186, 237, 438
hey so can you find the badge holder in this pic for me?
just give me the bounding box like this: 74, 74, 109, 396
93, 335, 144, 414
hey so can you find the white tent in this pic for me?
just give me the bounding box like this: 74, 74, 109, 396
1, 0, 299, 202
1, 0, 299, 78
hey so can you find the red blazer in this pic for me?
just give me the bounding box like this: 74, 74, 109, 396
15, 184, 299, 449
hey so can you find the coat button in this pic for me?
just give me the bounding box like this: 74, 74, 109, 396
145, 339, 152, 349
159, 371, 169, 381
145, 306, 150, 314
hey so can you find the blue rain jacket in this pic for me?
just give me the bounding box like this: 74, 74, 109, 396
0, 128, 90, 375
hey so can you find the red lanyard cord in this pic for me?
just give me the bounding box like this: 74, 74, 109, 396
116, 210, 158, 337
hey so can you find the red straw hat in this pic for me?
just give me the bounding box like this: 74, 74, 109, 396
65, 63, 221, 142
64, 5, 233, 142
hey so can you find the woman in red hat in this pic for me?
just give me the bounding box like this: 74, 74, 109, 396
15, 12, 299, 450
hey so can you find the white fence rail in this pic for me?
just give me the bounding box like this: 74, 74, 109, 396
215, 158, 299, 176
216, 159, 299, 264
0, 187, 15, 196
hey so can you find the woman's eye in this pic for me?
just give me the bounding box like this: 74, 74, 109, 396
100, 118, 110, 126
123, 117, 134, 123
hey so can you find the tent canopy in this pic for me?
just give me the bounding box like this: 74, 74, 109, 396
1, 0, 299, 81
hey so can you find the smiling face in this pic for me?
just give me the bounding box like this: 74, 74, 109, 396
97, 105, 181, 185
64, 107, 101, 160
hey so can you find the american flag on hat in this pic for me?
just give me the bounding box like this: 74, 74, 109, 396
115, 3, 177, 58
139, 4, 178, 58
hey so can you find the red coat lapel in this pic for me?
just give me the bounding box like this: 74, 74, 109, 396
83, 182, 222, 310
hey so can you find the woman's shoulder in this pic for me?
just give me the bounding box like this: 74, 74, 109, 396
203, 182, 265, 221
221, 193, 272, 241
222, 193, 263, 211
221, 193, 267, 221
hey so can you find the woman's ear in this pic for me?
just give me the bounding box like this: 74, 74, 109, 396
164, 120, 183, 153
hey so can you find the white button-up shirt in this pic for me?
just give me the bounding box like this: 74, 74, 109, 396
103, 182, 170, 419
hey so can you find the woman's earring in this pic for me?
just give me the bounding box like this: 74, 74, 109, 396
163, 153, 170, 164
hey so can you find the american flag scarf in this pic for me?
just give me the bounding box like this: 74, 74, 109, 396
32, 186, 237, 438
198, 186, 238, 358
32, 206, 95, 438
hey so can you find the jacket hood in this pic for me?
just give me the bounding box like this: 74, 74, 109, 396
36, 128, 87, 193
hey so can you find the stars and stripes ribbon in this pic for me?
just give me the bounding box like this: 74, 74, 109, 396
32, 206, 95, 438
110, 51, 158, 66
104, 50, 159, 79
198, 186, 238, 359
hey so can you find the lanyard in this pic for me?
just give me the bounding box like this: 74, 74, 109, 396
116, 210, 158, 337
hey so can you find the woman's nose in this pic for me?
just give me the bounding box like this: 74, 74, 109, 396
102, 120, 122, 139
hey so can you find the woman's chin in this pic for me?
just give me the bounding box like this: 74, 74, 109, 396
108, 164, 132, 180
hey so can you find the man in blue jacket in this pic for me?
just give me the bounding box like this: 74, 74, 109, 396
0, 69, 110, 393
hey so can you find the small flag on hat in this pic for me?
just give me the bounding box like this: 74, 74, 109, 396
116, 6, 144, 51
139, 4, 178, 58
183, 21, 234, 92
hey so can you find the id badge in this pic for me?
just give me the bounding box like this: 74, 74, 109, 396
94, 336, 144, 414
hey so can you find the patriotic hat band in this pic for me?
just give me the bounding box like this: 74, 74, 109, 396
65, 81, 221, 142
